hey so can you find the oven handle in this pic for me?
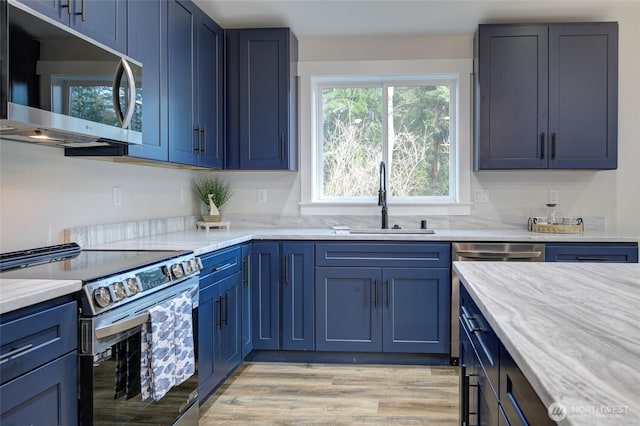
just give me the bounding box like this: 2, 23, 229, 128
95, 312, 149, 339
94, 286, 198, 340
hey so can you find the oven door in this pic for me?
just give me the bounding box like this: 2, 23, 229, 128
78, 277, 199, 426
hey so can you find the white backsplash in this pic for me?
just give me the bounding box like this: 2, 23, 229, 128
65, 214, 605, 246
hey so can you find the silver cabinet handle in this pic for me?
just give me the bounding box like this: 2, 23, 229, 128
0, 344, 34, 363
112, 58, 137, 129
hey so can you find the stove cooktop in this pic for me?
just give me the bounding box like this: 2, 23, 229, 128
0, 247, 191, 283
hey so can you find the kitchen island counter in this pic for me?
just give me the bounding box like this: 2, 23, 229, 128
454, 261, 640, 425
82, 227, 638, 255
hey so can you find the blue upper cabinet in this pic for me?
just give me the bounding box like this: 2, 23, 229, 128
167, 0, 224, 169
475, 22, 618, 170
15, 0, 127, 54
226, 28, 298, 170
125, 0, 168, 162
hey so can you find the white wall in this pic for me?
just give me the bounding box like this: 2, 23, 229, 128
1, 5, 638, 252
0, 142, 205, 251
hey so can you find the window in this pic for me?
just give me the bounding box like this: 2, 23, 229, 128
66, 80, 142, 132
298, 59, 472, 216
317, 78, 456, 203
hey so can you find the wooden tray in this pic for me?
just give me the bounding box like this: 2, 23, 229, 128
528, 218, 584, 234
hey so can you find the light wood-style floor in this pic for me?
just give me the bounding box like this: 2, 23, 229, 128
200, 362, 459, 425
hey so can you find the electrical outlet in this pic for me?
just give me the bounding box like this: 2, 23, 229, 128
548, 189, 560, 205
474, 189, 490, 203
257, 189, 267, 203
113, 186, 122, 207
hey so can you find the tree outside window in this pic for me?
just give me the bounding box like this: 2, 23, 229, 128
318, 78, 455, 202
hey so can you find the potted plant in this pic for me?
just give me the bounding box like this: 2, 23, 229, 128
192, 176, 232, 222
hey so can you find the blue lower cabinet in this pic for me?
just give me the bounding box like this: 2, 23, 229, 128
315, 267, 382, 352
217, 272, 242, 378
0, 297, 77, 426
545, 243, 639, 263
252, 242, 281, 350
198, 246, 242, 399
1, 351, 77, 426
251, 241, 315, 351
240, 244, 253, 358
500, 344, 554, 425
383, 268, 450, 353
315, 266, 450, 354
281, 243, 315, 350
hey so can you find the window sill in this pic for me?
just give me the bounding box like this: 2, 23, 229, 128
299, 202, 472, 216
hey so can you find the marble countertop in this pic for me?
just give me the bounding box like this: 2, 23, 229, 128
453, 261, 640, 425
0, 278, 82, 314
84, 227, 638, 255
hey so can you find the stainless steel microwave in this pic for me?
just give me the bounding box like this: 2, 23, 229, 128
0, 1, 142, 147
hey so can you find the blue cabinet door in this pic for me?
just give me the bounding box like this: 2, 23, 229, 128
70, 0, 127, 53
251, 242, 280, 350
167, 0, 223, 168
226, 28, 298, 170
195, 13, 224, 168
126, 0, 168, 161
382, 268, 450, 353
548, 23, 618, 169
315, 267, 383, 352
545, 243, 639, 263
241, 244, 253, 358
217, 271, 242, 380
475, 24, 549, 170
197, 272, 221, 398
167, 0, 198, 166
281, 242, 315, 351
15, 0, 126, 53
1, 351, 77, 426
476, 22, 618, 170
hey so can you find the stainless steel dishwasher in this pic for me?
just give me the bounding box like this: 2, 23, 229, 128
450, 242, 545, 365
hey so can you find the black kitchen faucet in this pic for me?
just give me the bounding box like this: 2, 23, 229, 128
378, 161, 388, 229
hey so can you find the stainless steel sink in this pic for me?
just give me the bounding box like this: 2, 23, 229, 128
349, 228, 435, 234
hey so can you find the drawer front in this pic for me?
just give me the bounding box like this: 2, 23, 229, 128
1, 351, 77, 426
199, 246, 242, 288
545, 243, 638, 263
0, 301, 77, 385
460, 284, 499, 398
500, 344, 555, 426
315, 242, 450, 268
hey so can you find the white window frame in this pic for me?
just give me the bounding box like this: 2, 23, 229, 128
298, 59, 473, 216
315, 76, 458, 204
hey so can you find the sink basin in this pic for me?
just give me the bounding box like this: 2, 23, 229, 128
349, 228, 435, 234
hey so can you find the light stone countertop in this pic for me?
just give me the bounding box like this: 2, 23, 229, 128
453, 261, 640, 425
83, 227, 639, 255
0, 278, 82, 314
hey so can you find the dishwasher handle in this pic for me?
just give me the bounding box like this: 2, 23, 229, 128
456, 250, 543, 260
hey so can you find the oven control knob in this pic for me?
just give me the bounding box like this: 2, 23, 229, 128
182, 260, 194, 275
171, 263, 184, 279
126, 277, 141, 295
111, 282, 127, 302
94, 287, 112, 308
